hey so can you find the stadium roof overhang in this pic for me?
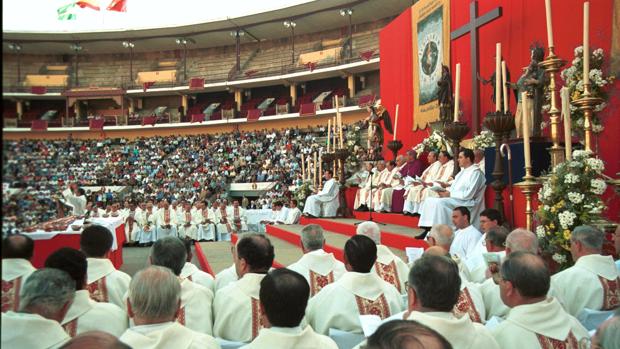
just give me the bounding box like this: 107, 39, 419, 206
2, 0, 411, 55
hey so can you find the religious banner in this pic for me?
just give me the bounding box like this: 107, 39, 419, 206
411, 0, 450, 130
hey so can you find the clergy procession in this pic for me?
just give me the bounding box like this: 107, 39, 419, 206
2, 0, 620, 348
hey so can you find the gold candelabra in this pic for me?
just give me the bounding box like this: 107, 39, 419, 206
538, 47, 566, 167
571, 82, 603, 153
514, 165, 540, 231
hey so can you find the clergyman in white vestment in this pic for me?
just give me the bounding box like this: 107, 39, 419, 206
492, 252, 589, 349
303, 170, 340, 218
404, 254, 499, 349
80, 225, 132, 309
418, 149, 486, 228
240, 268, 338, 349
550, 225, 620, 317
287, 224, 346, 296
2, 269, 74, 349
121, 266, 219, 349
306, 235, 404, 335
449, 207, 483, 260
2, 234, 37, 313
61, 184, 87, 216
213, 234, 275, 342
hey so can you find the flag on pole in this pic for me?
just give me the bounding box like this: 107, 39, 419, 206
76, 0, 101, 11
57, 2, 77, 20
106, 0, 127, 12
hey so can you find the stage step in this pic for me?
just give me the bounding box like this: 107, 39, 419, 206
352, 211, 420, 228
299, 217, 427, 251
266, 224, 408, 262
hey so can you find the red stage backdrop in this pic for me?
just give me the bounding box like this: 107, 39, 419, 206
380, 0, 619, 221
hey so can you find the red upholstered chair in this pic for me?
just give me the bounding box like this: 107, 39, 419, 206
246, 109, 262, 122
189, 78, 205, 89
191, 114, 205, 123
299, 103, 316, 117
30, 86, 47, 95
141, 116, 157, 126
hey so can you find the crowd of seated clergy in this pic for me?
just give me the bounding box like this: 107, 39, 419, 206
2, 219, 620, 348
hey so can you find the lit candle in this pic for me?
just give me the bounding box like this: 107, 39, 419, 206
393, 104, 399, 141
501, 61, 508, 113
561, 87, 572, 160
313, 152, 318, 187
583, 1, 590, 88
453, 63, 461, 122
544, 0, 554, 48
495, 43, 501, 112
327, 119, 331, 152
522, 92, 532, 170
301, 153, 305, 180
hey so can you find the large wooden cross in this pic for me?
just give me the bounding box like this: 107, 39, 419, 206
451, 1, 502, 134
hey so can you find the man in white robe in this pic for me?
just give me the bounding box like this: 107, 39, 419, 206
492, 252, 589, 349
403, 151, 440, 215
356, 221, 409, 294
44, 248, 127, 337
85, 202, 106, 219
404, 151, 454, 215
178, 202, 200, 241
404, 255, 500, 349
135, 202, 157, 245
240, 269, 338, 349
80, 225, 131, 309
370, 162, 393, 212
303, 170, 340, 218
121, 266, 219, 349
353, 162, 376, 210
58, 331, 131, 348
181, 239, 215, 291
61, 183, 87, 216
466, 226, 508, 284
197, 201, 217, 242
214, 264, 238, 292
479, 228, 538, 321
155, 200, 178, 240
418, 149, 486, 229
213, 234, 275, 342
2, 269, 73, 349
258, 201, 287, 232
376, 160, 404, 213
121, 202, 140, 245
345, 162, 371, 187
150, 237, 214, 335
448, 206, 483, 260
306, 235, 403, 335
550, 225, 620, 317
282, 199, 302, 225
287, 224, 346, 296
2, 234, 37, 313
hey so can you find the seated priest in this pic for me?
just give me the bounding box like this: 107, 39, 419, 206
364, 319, 452, 349
180, 239, 215, 291
303, 170, 340, 218
283, 199, 302, 225
120, 266, 220, 349
239, 269, 338, 349
306, 235, 403, 335
375, 159, 405, 213
403, 151, 454, 216
491, 252, 589, 349
418, 149, 486, 229
2, 234, 37, 313
59, 331, 131, 349
155, 200, 178, 240
345, 162, 372, 187
353, 162, 379, 211
178, 202, 200, 242
287, 224, 346, 296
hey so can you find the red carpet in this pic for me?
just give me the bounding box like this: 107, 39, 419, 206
352, 211, 419, 227
193, 241, 215, 276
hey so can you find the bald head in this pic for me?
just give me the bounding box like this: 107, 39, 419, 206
356, 221, 381, 244
592, 311, 620, 349
506, 229, 538, 255
500, 252, 549, 306
59, 331, 131, 349
428, 224, 454, 251
364, 320, 452, 349
2, 234, 34, 260
424, 246, 450, 258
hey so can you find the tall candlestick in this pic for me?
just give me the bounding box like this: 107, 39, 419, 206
336, 97, 343, 149
313, 152, 318, 187
307, 157, 311, 181
393, 104, 399, 141
318, 149, 322, 187
327, 119, 331, 152
301, 153, 305, 180
544, 0, 554, 48
561, 87, 572, 160
522, 92, 532, 170
495, 43, 502, 112
332, 116, 337, 149
501, 61, 508, 113
583, 1, 590, 89
453, 63, 461, 122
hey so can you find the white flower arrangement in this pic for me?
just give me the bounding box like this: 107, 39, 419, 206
472, 130, 495, 149
558, 211, 577, 229
567, 192, 584, 204
552, 253, 567, 264
563, 173, 579, 184
536, 225, 546, 239
590, 179, 607, 195
413, 130, 448, 156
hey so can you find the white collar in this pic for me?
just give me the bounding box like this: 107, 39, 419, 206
269, 325, 303, 334
2, 258, 36, 281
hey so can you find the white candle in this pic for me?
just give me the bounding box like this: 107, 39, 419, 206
327, 119, 331, 152
332, 116, 336, 149
583, 1, 590, 88
495, 43, 501, 112
313, 152, 318, 187
301, 153, 305, 180
318, 149, 322, 186
453, 63, 461, 122
307, 157, 311, 181
544, 0, 554, 48
522, 92, 531, 169
561, 87, 572, 160
393, 104, 399, 141
336, 97, 343, 149
501, 61, 508, 113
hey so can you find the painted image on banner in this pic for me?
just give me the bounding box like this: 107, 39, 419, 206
417, 6, 443, 105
